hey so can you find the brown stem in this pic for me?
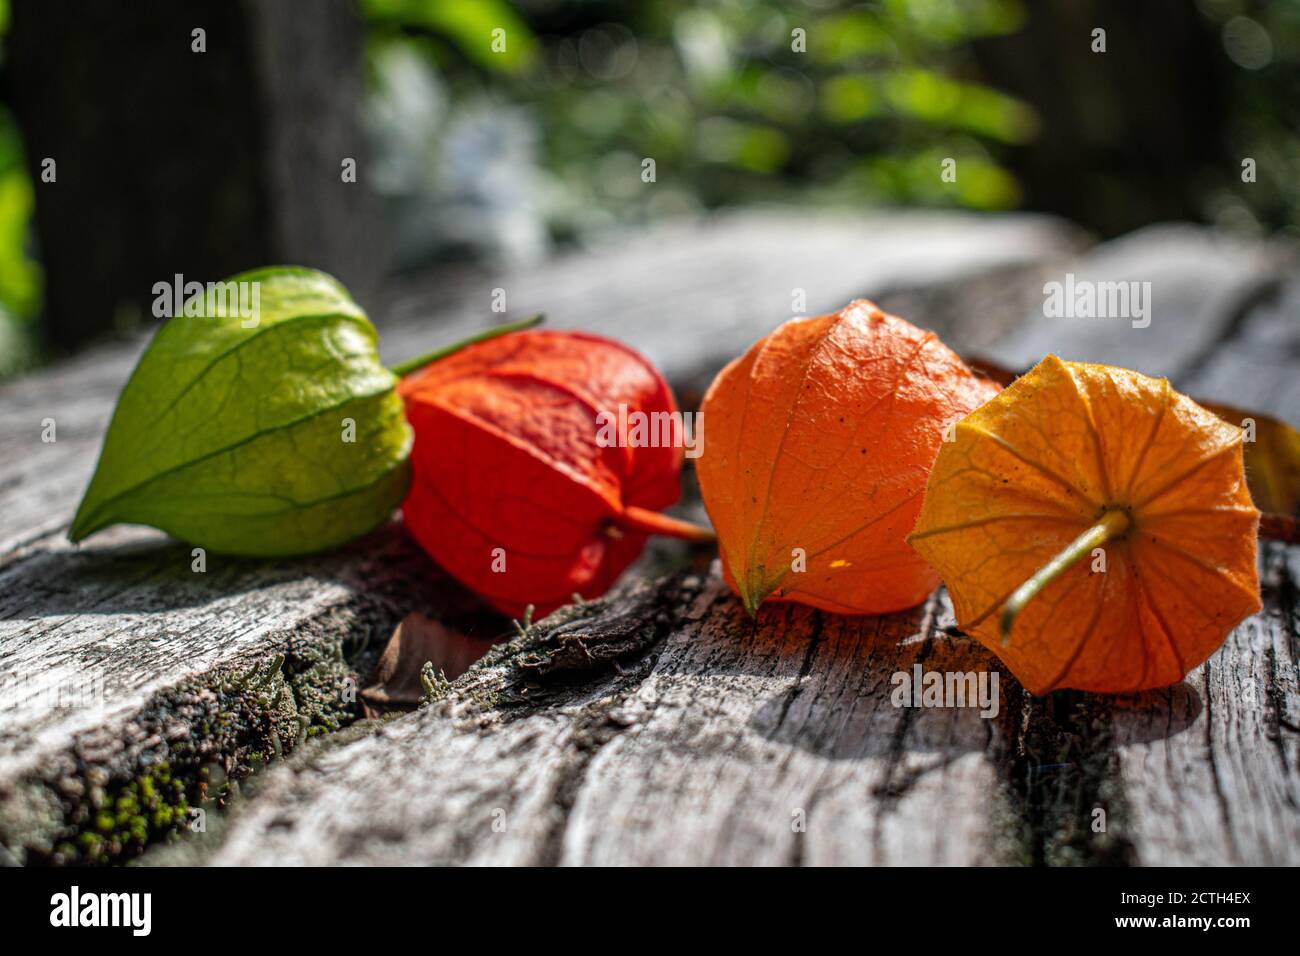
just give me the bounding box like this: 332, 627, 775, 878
615, 506, 715, 542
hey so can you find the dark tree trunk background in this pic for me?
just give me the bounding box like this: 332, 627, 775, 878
8, 0, 383, 353
972, 0, 1229, 238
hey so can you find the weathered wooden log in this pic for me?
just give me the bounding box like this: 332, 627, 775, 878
982, 224, 1299, 421
2, 212, 1295, 865
201, 537, 1299, 867
0, 211, 1078, 863
210, 570, 1018, 865
203, 223, 1300, 866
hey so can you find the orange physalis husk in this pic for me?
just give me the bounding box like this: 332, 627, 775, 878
697, 299, 1001, 616
399, 329, 711, 620
908, 354, 1262, 695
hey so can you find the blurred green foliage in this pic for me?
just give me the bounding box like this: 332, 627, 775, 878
366, 0, 1035, 245
0, 120, 38, 316
364, 0, 539, 71
0, 0, 43, 375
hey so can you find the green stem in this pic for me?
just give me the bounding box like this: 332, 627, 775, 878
388, 314, 544, 378
1000, 509, 1131, 645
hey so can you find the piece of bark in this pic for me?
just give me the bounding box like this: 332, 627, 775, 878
362, 613, 499, 710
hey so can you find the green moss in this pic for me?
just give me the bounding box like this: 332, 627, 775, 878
63, 761, 194, 864
10, 626, 370, 865
418, 661, 453, 705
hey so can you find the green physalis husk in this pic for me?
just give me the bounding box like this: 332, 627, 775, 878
70, 267, 412, 557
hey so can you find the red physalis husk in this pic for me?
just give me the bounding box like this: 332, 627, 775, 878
398, 329, 709, 618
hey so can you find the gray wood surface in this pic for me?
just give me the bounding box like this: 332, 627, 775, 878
212, 573, 1013, 866
983, 223, 1300, 421
1, 210, 1296, 865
